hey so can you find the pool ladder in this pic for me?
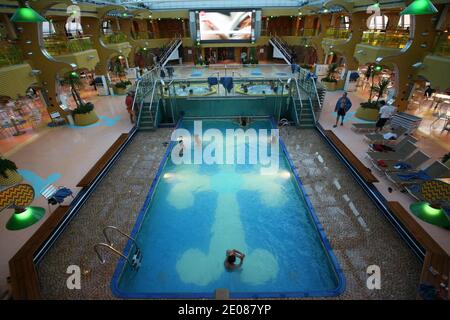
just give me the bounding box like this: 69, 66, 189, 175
94, 226, 142, 271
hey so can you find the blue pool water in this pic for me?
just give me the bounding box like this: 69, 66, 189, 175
245, 84, 285, 95
112, 119, 343, 298
170, 86, 214, 96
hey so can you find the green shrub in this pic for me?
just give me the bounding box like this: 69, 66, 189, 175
0, 158, 18, 178
72, 102, 94, 115
442, 152, 450, 164
360, 101, 380, 109
115, 80, 132, 89
321, 77, 337, 83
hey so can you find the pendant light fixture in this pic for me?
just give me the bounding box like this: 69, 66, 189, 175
11, 1, 47, 23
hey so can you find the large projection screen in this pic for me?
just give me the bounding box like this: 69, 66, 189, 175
197, 10, 254, 42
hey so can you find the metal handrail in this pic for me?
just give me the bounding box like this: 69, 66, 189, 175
103, 225, 140, 250
148, 80, 158, 127
270, 35, 292, 62
294, 77, 304, 125
159, 36, 182, 66
94, 243, 136, 268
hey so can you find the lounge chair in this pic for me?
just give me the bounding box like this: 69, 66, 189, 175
367, 140, 417, 162
40, 184, 74, 212
351, 122, 377, 133
363, 126, 408, 144
367, 134, 417, 152
405, 179, 450, 202
385, 161, 450, 188
370, 150, 430, 172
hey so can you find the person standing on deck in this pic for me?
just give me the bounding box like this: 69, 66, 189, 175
333, 92, 352, 128
125, 91, 135, 124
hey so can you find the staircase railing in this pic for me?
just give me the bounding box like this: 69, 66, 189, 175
297, 67, 324, 123
159, 35, 182, 67
270, 34, 292, 63
133, 68, 158, 129
292, 78, 303, 126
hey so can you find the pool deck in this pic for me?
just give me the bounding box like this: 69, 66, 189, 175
36, 127, 421, 299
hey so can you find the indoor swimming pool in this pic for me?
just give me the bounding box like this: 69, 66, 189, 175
112, 119, 344, 298
237, 84, 288, 96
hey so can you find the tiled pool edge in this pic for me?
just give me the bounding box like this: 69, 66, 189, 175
271, 118, 346, 298
111, 118, 345, 299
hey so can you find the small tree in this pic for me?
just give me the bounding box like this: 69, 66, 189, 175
62, 72, 83, 107
322, 63, 338, 82
373, 78, 390, 104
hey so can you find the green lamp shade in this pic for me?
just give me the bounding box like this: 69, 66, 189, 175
400, 0, 438, 15
410, 202, 450, 228
6, 206, 45, 231
11, 7, 47, 23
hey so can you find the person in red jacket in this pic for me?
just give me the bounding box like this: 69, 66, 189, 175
125, 91, 134, 123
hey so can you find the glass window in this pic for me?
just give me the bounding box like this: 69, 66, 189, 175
65, 22, 83, 36
340, 15, 350, 29
398, 15, 411, 29
102, 20, 113, 35
42, 21, 56, 37
368, 15, 388, 30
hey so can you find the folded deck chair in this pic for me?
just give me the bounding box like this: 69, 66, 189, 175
41, 184, 74, 212
367, 140, 417, 162
385, 161, 450, 188
405, 179, 450, 202
364, 126, 408, 144
351, 123, 377, 133
370, 150, 430, 172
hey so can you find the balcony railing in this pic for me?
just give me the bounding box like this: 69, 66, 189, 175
102, 32, 128, 44
0, 42, 23, 67
44, 36, 94, 56
324, 28, 350, 39
361, 30, 410, 49
434, 34, 450, 58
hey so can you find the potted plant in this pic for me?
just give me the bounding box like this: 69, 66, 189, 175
0, 158, 22, 186
355, 72, 390, 121
114, 80, 132, 95
320, 63, 338, 91
72, 102, 99, 126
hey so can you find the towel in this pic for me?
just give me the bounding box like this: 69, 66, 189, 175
397, 170, 432, 181
394, 162, 412, 170
207, 77, 218, 86
52, 187, 73, 203
220, 77, 234, 93
377, 160, 387, 167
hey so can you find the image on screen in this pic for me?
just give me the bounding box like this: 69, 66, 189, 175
199, 11, 252, 41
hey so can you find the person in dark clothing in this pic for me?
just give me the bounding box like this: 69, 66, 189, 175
424, 85, 434, 98
333, 92, 352, 128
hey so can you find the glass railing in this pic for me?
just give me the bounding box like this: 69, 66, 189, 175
102, 32, 128, 44
434, 34, 450, 58
361, 30, 410, 49
324, 28, 350, 39
44, 36, 94, 56
0, 42, 23, 67
133, 31, 155, 40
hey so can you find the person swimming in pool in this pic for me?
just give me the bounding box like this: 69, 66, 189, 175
224, 249, 245, 271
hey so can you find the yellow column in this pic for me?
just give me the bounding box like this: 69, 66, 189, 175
379, 14, 438, 111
